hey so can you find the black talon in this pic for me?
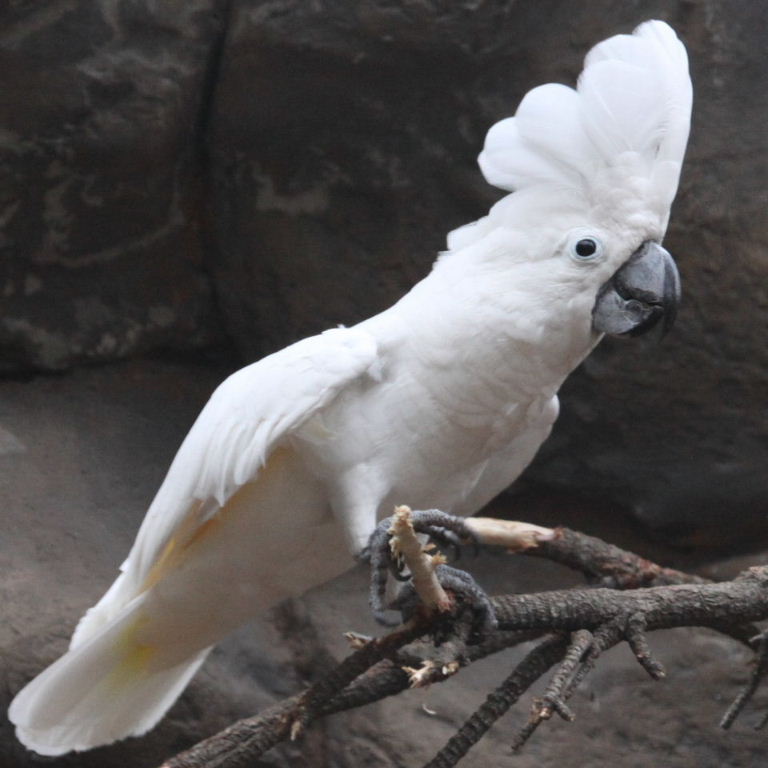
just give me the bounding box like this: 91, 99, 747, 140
421, 526, 465, 561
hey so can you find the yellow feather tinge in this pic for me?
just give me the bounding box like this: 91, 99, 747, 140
107, 614, 157, 690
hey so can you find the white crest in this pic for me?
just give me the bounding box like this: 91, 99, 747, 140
478, 21, 692, 213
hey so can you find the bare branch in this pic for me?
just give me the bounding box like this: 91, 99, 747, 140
390, 505, 453, 612
162, 617, 432, 768
159, 525, 768, 768
538, 629, 594, 722
423, 635, 570, 768
463, 517, 555, 551
489, 568, 768, 633
625, 612, 666, 680
721, 632, 768, 729
522, 526, 708, 588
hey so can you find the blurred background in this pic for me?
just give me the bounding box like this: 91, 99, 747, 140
1, 1, 766, 766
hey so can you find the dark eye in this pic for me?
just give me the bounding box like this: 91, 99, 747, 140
568, 234, 603, 262
575, 238, 597, 258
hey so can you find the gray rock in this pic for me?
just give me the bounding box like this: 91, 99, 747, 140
1, 2, 767, 764
1, 1, 765, 537
0, 1, 228, 371
524, 1, 768, 538
1, 361, 765, 767
206, 0, 767, 537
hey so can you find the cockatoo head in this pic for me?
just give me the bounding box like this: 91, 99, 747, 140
454, 20, 692, 340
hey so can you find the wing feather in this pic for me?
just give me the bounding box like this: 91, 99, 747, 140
122, 327, 378, 595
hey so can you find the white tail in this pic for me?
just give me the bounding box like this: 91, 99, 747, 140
8, 594, 210, 756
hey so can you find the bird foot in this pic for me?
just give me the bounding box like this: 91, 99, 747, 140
394, 563, 498, 642
367, 507, 496, 641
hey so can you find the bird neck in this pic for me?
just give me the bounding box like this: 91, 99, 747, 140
387, 242, 601, 407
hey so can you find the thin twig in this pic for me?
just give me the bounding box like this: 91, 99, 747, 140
463, 517, 555, 551
423, 635, 569, 768
538, 629, 594, 721
504, 630, 593, 754
625, 612, 666, 679
290, 612, 432, 737
390, 505, 453, 612
721, 632, 768, 729
162, 617, 432, 768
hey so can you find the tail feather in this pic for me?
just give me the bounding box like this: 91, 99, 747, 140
8, 596, 210, 756
68, 565, 146, 651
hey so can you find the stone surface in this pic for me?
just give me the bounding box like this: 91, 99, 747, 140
0, 0, 228, 372
207, 0, 768, 537
1, 361, 767, 768
524, 0, 768, 540
1, 0, 765, 535
1, 2, 767, 765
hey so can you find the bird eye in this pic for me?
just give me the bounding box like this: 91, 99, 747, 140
568, 234, 603, 262
575, 239, 597, 257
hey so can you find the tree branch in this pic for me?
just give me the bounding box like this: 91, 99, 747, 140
423, 633, 570, 768
522, 525, 708, 587
160, 525, 768, 768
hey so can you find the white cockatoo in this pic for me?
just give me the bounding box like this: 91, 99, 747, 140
9, 20, 692, 755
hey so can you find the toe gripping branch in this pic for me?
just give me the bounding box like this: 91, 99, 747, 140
367, 507, 496, 640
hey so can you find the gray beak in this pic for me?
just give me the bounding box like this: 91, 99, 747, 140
592, 241, 681, 337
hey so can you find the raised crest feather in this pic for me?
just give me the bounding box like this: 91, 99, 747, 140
478, 20, 692, 206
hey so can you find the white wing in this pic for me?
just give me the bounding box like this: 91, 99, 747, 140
77, 326, 379, 637
132, 326, 378, 579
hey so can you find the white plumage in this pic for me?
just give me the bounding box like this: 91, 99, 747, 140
479, 20, 691, 200
9, 20, 692, 755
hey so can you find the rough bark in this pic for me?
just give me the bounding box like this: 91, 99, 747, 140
159, 530, 768, 768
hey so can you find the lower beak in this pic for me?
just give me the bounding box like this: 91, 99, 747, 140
592, 241, 681, 337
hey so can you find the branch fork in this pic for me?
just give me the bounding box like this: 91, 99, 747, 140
160, 522, 768, 768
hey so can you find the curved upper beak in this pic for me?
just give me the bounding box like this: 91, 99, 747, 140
592, 241, 681, 337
